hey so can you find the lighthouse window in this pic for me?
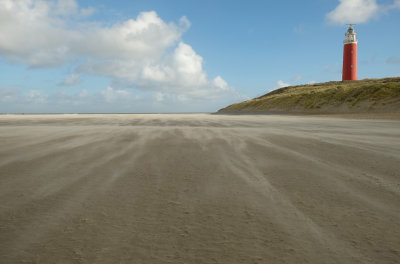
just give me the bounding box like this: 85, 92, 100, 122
351, 64, 353, 68
351, 50, 354, 54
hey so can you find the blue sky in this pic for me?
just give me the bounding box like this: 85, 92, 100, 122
1, 0, 399, 113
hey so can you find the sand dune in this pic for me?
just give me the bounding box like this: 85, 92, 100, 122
0, 114, 399, 263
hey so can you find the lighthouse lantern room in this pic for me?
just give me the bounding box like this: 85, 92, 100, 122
342, 24, 357, 81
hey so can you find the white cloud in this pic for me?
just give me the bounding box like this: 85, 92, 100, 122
60, 73, 81, 86
326, 0, 400, 24
326, 0, 379, 24
213, 76, 229, 90
0, 0, 81, 67
276, 80, 290, 88
0, 3, 182, 67
0, 0, 236, 101
139, 42, 207, 89
137, 42, 234, 99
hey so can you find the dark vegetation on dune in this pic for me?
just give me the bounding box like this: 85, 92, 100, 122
218, 77, 400, 114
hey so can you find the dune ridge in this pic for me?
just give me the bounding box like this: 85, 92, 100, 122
218, 77, 400, 114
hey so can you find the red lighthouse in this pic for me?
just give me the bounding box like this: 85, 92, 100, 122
342, 25, 357, 81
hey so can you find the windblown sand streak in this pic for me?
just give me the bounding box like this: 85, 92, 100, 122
0, 114, 399, 263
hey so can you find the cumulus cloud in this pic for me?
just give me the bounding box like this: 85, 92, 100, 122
326, 0, 379, 24
0, 0, 87, 67
326, 0, 400, 24
0, 0, 235, 101
0, 2, 183, 67
60, 73, 81, 86
136, 42, 236, 99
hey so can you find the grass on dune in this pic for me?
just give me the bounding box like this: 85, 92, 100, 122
219, 77, 400, 112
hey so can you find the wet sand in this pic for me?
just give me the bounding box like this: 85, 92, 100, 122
0, 114, 399, 263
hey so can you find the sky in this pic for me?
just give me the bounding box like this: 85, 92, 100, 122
1, 0, 400, 113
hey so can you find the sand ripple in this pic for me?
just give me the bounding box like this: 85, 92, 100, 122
0, 114, 399, 263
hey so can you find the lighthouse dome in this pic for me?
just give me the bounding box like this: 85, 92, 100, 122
344, 25, 357, 44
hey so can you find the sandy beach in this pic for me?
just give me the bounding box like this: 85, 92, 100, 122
0, 114, 399, 264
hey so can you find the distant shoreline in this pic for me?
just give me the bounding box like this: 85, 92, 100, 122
0, 112, 213, 115
1, 112, 399, 120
